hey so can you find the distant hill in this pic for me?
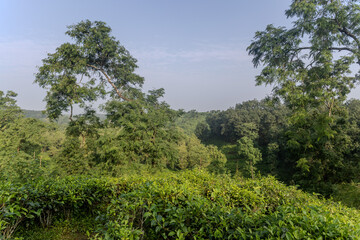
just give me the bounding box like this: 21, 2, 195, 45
175, 110, 209, 135
22, 110, 106, 125
22, 110, 70, 125
23, 109, 211, 133
23, 110, 48, 119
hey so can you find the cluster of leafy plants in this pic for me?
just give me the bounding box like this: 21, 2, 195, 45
3, 170, 359, 239
97, 171, 360, 239
0, 177, 111, 239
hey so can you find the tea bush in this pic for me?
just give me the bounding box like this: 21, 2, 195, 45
97, 171, 360, 239
1, 170, 360, 239
0, 176, 112, 239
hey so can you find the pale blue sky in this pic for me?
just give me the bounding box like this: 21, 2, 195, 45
1, 0, 358, 111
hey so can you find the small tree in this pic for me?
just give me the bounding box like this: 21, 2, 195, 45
194, 122, 210, 142
237, 137, 262, 179
0, 90, 22, 130
207, 145, 227, 174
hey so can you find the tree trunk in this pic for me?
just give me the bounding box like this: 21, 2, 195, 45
250, 160, 254, 179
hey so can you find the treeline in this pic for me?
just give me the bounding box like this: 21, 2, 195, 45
194, 98, 360, 194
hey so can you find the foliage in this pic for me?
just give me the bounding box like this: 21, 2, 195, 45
194, 121, 210, 141
176, 134, 227, 172
0, 176, 111, 239
0, 88, 225, 181
180, 96, 360, 196
96, 171, 360, 239
176, 135, 211, 170
0, 90, 22, 130
237, 137, 262, 179
35, 20, 143, 120
103, 89, 181, 168
31, 20, 219, 177
247, 0, 360, 191
2, 13, 360, 239
97, 171, 360, 239
17, 217, 95, 240
332, 182, 360, 209
197, 99, 288, 178
206, 145, 227, 174
0, 116, 64, 182
175, 110, 208, 136
1, 170, 360, 239
23, 109, 106, 127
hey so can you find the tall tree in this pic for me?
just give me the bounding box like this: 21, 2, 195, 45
35, 20, 144, 120
247, 0, 360, 189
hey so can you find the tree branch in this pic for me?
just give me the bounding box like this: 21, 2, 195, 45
69, 104, 73, 122
333, 17, 360, 48
339, 27, 360, 46
87, 64, 131, 101
297, 46, 356, 53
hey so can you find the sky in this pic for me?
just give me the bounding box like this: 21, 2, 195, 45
1, 0, 359, 112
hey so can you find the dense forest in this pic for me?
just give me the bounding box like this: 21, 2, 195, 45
2, 0, 360, 239
193, 99, 360, 194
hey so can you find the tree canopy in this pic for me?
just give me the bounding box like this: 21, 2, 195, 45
35, 20, 144, 120
247, 0, 360, 190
